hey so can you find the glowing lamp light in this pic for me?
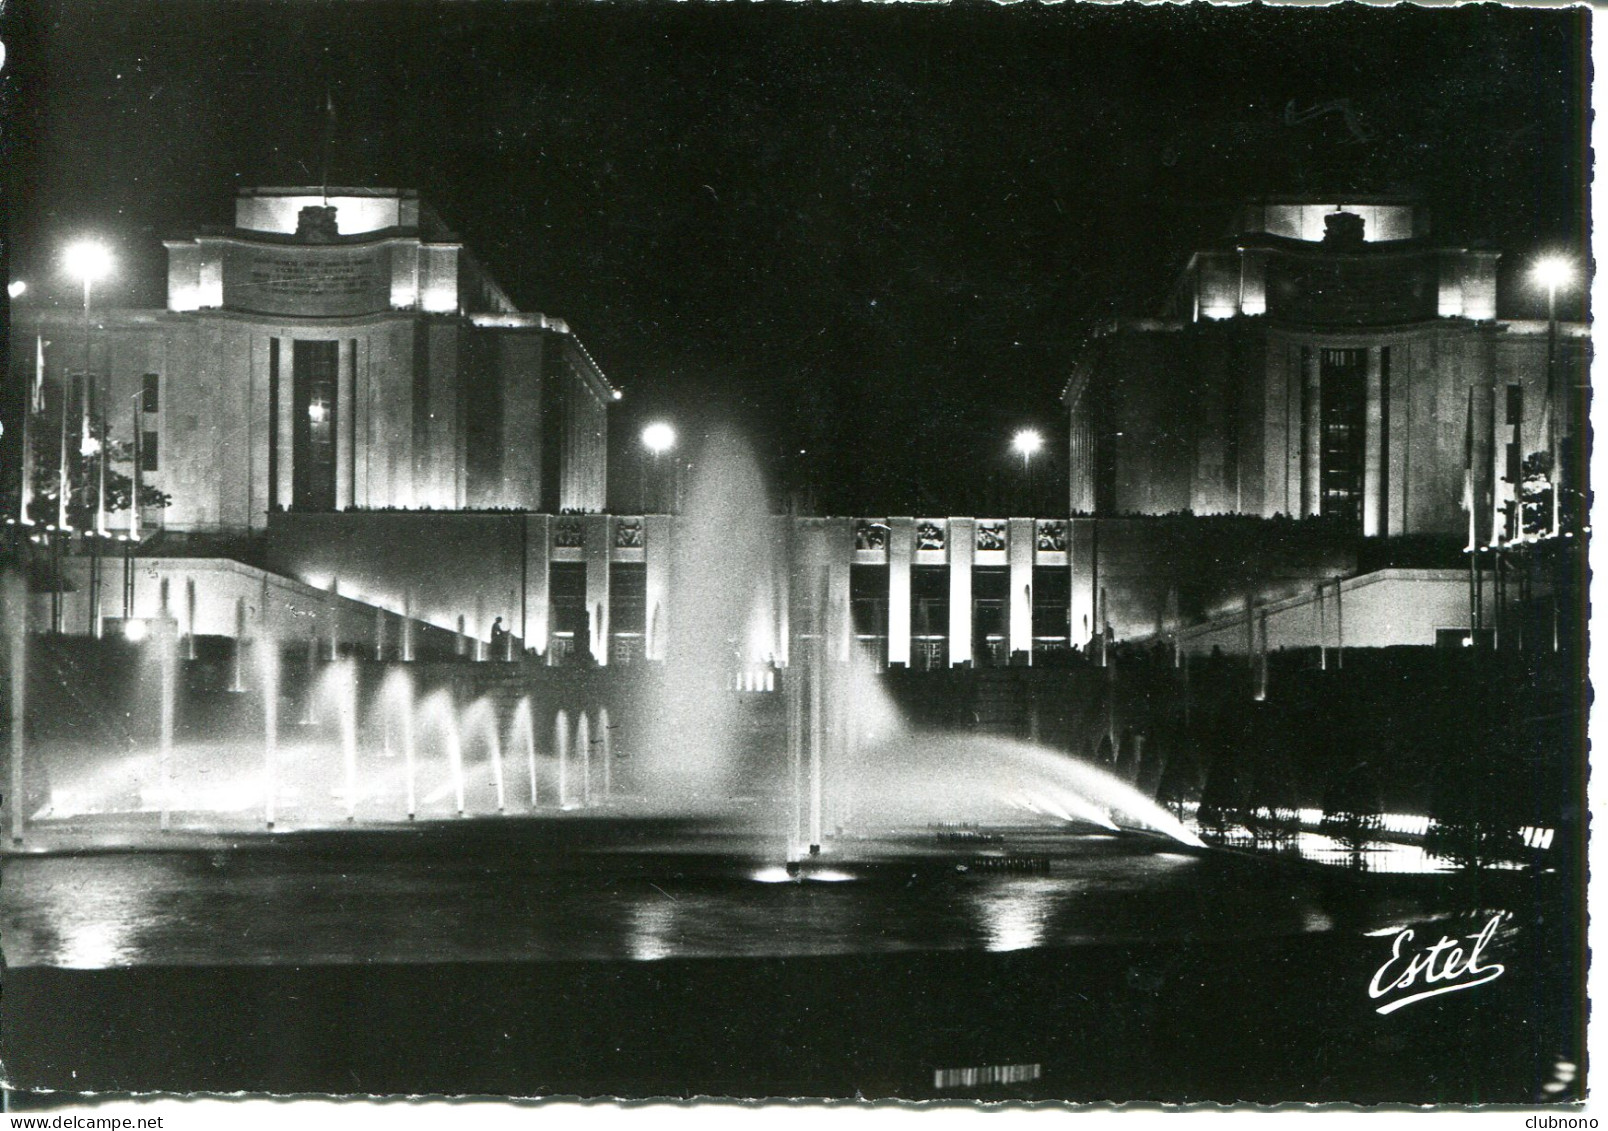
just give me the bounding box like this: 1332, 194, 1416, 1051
1011, 429, 1044, 458
122, 619, 148, 643
642, 422, 676, 454
612, 390, 623, 401
64, 241, 114, 285
1531, 256, 1575, 295
308, 402, 328, 423
8, 280, 25, 299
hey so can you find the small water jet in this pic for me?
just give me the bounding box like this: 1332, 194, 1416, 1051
158, 620, 177, 832
577, 711, 592, 807
554, 709, 570, 808
599, 706, 613, 800
336, 661, 360, 821
261, 637, 280, 829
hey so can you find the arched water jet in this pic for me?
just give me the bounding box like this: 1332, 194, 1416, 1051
844, 732, 1204, 847
374, 668, 418, 819
418, 690, 465, 816
462, 698, 506, 813
510, 698, 538, 808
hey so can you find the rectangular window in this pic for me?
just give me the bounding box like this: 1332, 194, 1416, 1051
292, 340, 339, 511
141, 431, 159, 472
1318, 348, 1367, 527
1506, 384, 1523, 427
141, 373, 160, 414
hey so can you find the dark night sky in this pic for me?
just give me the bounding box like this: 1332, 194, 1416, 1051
3, 1, 1589, 515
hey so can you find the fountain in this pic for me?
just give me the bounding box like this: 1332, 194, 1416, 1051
0, 426, 1202, 850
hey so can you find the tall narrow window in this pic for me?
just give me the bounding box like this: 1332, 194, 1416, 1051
141, 431, 159, 472
1318, 348, 1367, 526
292, 340, 339, 511
141, 373, 160, 414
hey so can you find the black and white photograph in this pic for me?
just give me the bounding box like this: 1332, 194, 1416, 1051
0, 0, 1592, 1111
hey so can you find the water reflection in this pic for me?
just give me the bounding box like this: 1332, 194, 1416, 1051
0, 829, 1526, 970
973, 881, 1060, 953
627, 899, 680, 961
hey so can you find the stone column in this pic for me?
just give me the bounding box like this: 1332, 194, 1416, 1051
275, 336, 294, 509
335, 338, 356, 511
583, 514, 611, 665
1068, 518, 1096, 649
825, 518, 853, 663
1302, 347, 1322, 517
523, 514, 551, 659
1008, 517, 1035, 662
887, 517, 915, 667
947, 517, 975, 666
1363, 347, 1385, 536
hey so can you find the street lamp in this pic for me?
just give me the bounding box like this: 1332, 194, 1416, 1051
1531, 255, 1575, 538
8, 280, 26, 299
641, 422, 676, 513
1012, 428, 1043, 514
64, 240, 114, 636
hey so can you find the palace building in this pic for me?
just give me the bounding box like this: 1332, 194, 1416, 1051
1065, 196, 1589, 543
10, 187, 614, 534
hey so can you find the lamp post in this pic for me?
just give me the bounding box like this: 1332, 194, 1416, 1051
1011, 428, 1043, 515
1531, 255, 1574, 538
641, 421, 676, 514
65, 241, 113, 638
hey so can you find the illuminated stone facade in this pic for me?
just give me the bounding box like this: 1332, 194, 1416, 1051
1065, 197, 1590, 540
11, 187, 614, 533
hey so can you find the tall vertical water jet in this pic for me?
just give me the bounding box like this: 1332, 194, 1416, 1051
577, 711, 593, 807
375, 607, 388, 661
229, 597, 247, 693
555, 708, 570, 808
644, 425, 780, 808
301, 632, 319, 725
397, 671, 417, 819
262, 637, 280, 829
6, 572, 28, 845
599, 707, 613, 799
184, 577, 198, 659
401, 591, 415, 662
